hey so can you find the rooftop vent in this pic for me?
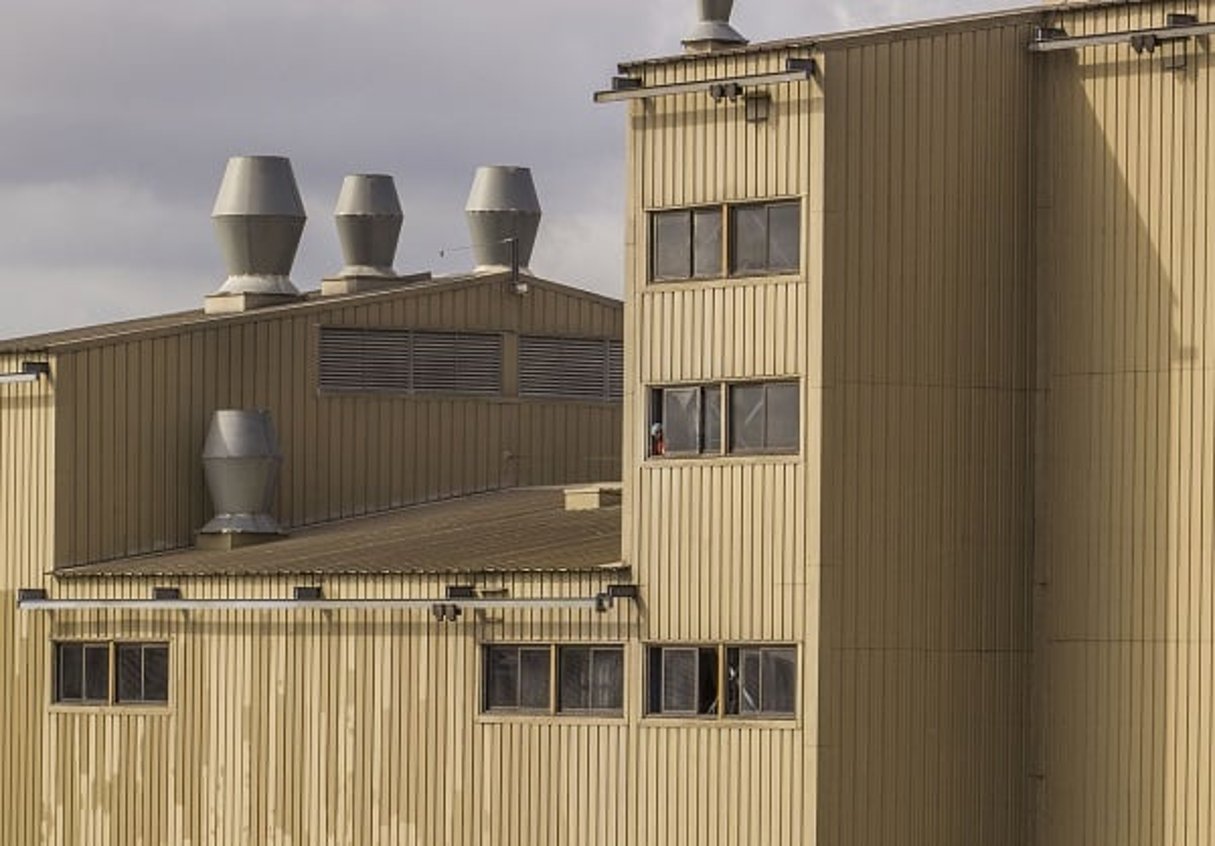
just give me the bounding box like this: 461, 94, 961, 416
322, 174, 431, 295
683, 0, 748, 53
197, 409, 285, 550
206, 155, 306, 314
465, 165, 542, 274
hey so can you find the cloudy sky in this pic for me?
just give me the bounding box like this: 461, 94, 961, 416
0, 0, 1026, 338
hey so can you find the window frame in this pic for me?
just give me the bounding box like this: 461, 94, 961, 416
645, 643, 799, 722
648, 380, 800, 459
52, 640, 171, 709
647, 198, 802, 284
482, 642, 627, 720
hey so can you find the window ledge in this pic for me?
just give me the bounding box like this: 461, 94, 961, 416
644, 454, 801, 467
643, 273, 803, 293
49, 704, 173, 716
639, 716, 801, 730
476, 713, 628, 727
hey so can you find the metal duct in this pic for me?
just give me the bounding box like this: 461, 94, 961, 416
683, 0, 748, 52
198, 409, 285, 547
464, 166, 542, 273
334, 174, 403, 279
209, 156, 306, 307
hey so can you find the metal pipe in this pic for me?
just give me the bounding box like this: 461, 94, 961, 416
1029, 22, 1215, 52
17, 595, 618, 613
593, 66, 815, 103
0, 372, 39, 386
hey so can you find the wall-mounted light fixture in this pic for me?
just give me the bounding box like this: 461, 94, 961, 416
152, 586, 183, 601
744, 92, 772, 123
0, 361, 50, 386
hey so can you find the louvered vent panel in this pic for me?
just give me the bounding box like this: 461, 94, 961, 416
520, 336, 615, 401
607, 341, 623, 401
413, 332, 502, 395
318, 328, 411, 393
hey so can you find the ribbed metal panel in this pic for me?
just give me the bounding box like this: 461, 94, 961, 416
318, 327, 412, 393
411, 331, 502, 396
519, 336, 622, 402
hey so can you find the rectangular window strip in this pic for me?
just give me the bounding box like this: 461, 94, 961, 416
54, 641, 169, 706
649, 380, 799, 457
650, 199, 800, 283
518, 336, 624, 402
318, 327, 502, 396
484, 644, 624, 716
647, 644, 797, 719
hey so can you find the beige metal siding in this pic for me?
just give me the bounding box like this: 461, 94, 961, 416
624, 48, 823, 844
1035, 3, 1215, 843
50, 282, 622, 568
0, 353, 54, 844
819, 22, 1035, 846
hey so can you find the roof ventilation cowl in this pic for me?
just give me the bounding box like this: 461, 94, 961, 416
683, 0, 748, 53
197, 409, 286, 550
465, 165, 542, 274
322, 174, 427, 296
206, 156, 306, 314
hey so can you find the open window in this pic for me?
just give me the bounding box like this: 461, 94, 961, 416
650, 386, 721, 456
647, 643, 797, 720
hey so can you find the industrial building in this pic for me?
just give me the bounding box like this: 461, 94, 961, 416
2, 0, 1214, 842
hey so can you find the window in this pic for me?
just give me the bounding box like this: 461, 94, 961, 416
647, 644, 797, 719
649, 200, 800, 282
483, 644, 625, 716
729, 381, 799, 453
730, 201, 801, 275
724, 646, 797, 716
54, 642, 109, 704
519, 337, 624, 402
115, 643, 170, 704
54, 641, 170, 706
651, 208, 722, 281
649, 381, 798, 457
558, 646, 624, 713
485, 645, 552, 712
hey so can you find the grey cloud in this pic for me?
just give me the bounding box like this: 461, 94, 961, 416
0, 0, 1024, 339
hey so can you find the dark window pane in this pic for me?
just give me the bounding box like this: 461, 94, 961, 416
589, 648, 624, 711
767, 202, 801, 272
697, 647, 719, 714
143, 646, 169, 703
663, 387, 701, 454
485, 647, 518, 710
740, 649, 763, 715
559, 647, 590, 711
84, 644, 109, 702
661, 648, 698, 713
57, 643, 83, 701
730, 384, 766, 452
693, 209, 722, 277
647, 648, 664, 713
762, 648, 797, 715
766, 382, 800, 450
116, 644, 143, 702
519, 648, 551, 710
703, 386, 722, 454
653, 212, 691, 280
732, 206, 768, 274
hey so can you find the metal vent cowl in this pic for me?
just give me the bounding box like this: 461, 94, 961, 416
465, 165, 542, 273
211, 155, 306, 297
683, 0, 748, 52
334, 174, 403, 279
199, 410, 285, 544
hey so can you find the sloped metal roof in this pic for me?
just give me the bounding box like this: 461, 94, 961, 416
55, 487, 623, 578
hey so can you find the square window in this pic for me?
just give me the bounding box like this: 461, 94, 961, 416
650, 385, 724, 457
54, 642, 110, 704
651, 208, 722, 282
730, 201, 801, 276
484, 645, 552, 712
725, 646, 797, 717
728, 381, 800, 454
559, 646, 624, 713
115, 643, 170, 704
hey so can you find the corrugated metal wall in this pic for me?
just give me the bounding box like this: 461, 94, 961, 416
819, 22, 1036, 845
26, 572, 632, 845
1035, 3, 1215, 843
49, 280, 622, 568
625, 48, 823, 844
0, 352, 54, 844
